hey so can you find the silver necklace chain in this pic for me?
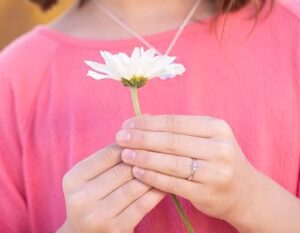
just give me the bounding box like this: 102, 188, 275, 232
92, 0, 202, 55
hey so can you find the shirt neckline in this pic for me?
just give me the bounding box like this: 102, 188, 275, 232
35, 20, 210, 49
34, 3, 255, 49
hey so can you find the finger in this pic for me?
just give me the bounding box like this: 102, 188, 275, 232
63, 144, 122, 192
132, 167, 200, 200
80, 163, 134, 200
122, 149, 210, 183
99, 179, 151, 218
122, 115, 233, 138
116, 129, 219, 159
114, 189, 166, 231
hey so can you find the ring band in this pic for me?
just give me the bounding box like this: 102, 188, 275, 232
187, 159, 200, 181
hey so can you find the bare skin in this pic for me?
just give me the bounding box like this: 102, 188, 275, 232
58, 144, 166, 233
118, 115, 300, 233
50, 0, 216, 40
55, 2, 216, 232
55, 1, 300, 233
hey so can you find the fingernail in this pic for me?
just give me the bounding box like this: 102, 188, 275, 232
122, 120, 135, 129
122, 149, 136, 161
132, 167, 144, 177
116, 130, 131, 143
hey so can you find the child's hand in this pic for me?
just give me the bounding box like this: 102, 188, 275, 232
58, 144, 165, 233
116, 115, 259, 223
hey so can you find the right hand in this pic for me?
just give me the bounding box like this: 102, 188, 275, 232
58, 144, 166, 233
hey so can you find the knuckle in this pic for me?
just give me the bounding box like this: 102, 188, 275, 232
217, 142, 233, 158
112, 164, 129, 178
216, 166, 234, 185
136, 131, 146, 146
63, 162, 88, 192
169, 158, 184, 174
102, 146, 119, 164
138, 116, 148, 129
148, 172, 158, 184
216, 119, 229, 128
166, 115, 181, 132
122, 183, 135, 198
166, 133, 181, 153
176, 158, 186, 172
134, 200, 149, 213
213, 119, 231, 134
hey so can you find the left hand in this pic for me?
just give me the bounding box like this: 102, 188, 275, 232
115, 115, 260, 222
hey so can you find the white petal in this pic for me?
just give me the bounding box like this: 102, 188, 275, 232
155, 56, 176, 66
165, 63, 186, 75
158, 64, 185, 80
135, 55, 147, 75
144, 56, 176, 78
126, 48, 139, 77
158, 64, 186, 79
112, 54, 130, 78
131, 47, 141, 60
100, 51, 114, 65
86, 47, 186, 83
87, 70, 110, 80
101, 51, 128, 78
84, 61, 115, 76
138, 48, 157, 74
143, 48, 156, 58
118, 52, 130, 64
148, 64, 185, 79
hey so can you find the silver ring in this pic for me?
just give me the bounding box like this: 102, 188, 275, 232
187, 159, 200, 181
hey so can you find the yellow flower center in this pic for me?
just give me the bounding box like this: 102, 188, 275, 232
121, 76, 148, 88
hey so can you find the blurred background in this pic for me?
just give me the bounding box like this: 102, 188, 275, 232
0, 0, 73, 50
0, 0, 299, 51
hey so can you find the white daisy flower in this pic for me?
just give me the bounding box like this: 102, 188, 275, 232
84, 47, 185, 88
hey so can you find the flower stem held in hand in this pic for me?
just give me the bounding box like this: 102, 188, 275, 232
172, 194, 195, 233
130, 87, 195, 233
85, 47, 192, 232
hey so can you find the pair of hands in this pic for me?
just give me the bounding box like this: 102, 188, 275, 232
59, 115, 260, 233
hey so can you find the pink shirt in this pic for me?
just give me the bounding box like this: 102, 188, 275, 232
0, 2, 299, 233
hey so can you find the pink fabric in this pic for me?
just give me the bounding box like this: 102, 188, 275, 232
279, 0, 300, 17
0, 2, 299, 233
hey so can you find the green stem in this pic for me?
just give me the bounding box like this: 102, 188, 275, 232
129, 86, 196, 233
130, 87, 141, 116
172, 194, 195, 233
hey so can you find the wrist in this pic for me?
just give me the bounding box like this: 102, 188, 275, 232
225, 171, 300, 233
224, 169, 267, 233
